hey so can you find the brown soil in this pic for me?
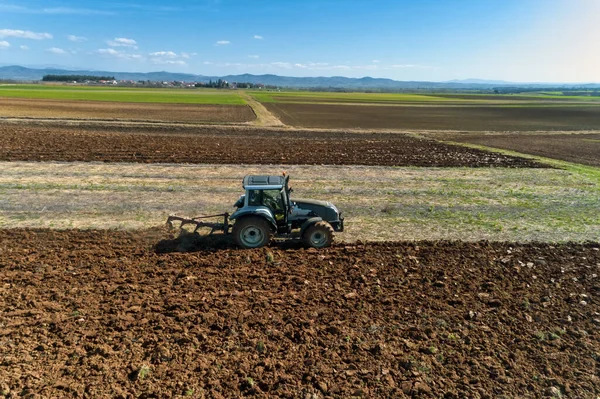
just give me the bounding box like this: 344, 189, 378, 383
264, 103, 600, 131
0, 123, 544, 167
1, 229, 599, 398
441, 133, 600, 167
0, 98, 255, 124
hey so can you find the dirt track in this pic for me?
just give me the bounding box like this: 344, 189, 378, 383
0, 123, 544, 167
1, 229, 599, 398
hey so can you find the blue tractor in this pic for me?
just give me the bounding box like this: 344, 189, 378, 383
167, 174, 344, 249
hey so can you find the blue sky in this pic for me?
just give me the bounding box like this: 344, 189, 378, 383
0, 0, 598, 82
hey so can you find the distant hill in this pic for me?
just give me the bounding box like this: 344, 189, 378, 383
446, 79, 513, 85
0, 65, 206, 83
1, 65, 599, 90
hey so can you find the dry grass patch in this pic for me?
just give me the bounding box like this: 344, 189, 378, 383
1, 162, 598, 242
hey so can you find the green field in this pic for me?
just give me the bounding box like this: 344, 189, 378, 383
0, 84, 246, 105
249, 90, 600, 106
2, 85, 598, 107
249, 91, 457, 103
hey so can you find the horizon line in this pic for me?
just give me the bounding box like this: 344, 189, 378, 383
1, 64, 599, 85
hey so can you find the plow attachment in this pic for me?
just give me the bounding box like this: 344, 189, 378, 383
166, 213, 230, 235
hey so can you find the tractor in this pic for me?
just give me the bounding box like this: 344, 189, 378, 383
166, 174, 344, 248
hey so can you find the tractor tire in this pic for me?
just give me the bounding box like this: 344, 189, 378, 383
302, 221, 334, 249
232, 216, 273, 249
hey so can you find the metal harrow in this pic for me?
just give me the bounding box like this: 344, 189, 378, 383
166, 213, 230, 235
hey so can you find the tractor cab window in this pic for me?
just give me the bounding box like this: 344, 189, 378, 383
247, 190, 262, 206
247, 189, 284, 212
263, 189, 284, 211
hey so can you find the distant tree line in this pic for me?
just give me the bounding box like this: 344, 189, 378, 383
194, 80, 279, 90
557, 90, 600, 96
493, 87, 600, 95
42, 75, 115, 82
196, 79, 229, 88
233, 82, 278, 89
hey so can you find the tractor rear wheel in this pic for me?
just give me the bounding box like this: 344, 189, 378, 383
232, 216, 272, 249
303, 221, 334, 248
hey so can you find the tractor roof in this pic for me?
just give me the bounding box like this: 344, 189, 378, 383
243, 175, 287, 190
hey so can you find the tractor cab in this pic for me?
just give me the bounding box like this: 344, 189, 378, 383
233, 175, 291, 229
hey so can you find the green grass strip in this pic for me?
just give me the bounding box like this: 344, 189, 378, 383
0, 85, 246, 105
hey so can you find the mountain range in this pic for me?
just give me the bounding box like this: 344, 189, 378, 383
1, 65, 599, 90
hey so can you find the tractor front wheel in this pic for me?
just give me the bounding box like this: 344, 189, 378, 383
303, 221, 334, 248
232, 216, 272, 249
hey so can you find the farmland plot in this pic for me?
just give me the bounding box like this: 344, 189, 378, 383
1, 229, 599, 398
0, 123, 543, 167
0, 98, 254, 123
263, 102, 600, 131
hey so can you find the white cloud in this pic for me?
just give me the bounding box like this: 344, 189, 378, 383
271, 62, 292, 69
96, 48, 142, 60
269, 61, 353, 71
0, 41, 9, 49
147, 51, 192, 66
181, 52, 196, 59
46, 47, 67, 55
97, 48, 119, 56
253, 35, 263, 40
215, 40, 230, 45
20, 45, 28, 50
0, 29, 52, 40
149, 51, 177, 58
330, 65, 352, 70
372, 60, 380, 63
248, 55, 259, 59
68, 35, 87, 42
151, 59, 187, 66
207, 60, 431, 74
107, 37, 138, 49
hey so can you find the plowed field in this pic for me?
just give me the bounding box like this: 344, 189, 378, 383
443, 133, 600, 167
0, 124, 544, 167
264, 103, 600, 131
1, 229, 599, 398
0, 98, 254, 123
